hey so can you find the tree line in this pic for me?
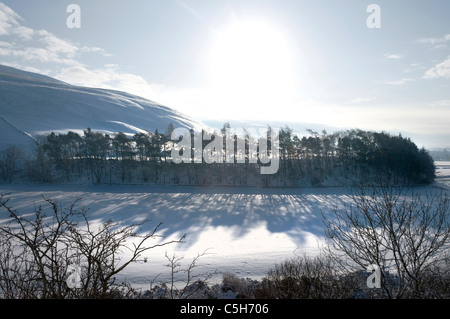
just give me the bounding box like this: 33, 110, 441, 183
430, 148, 450, 161
0, 124, 436, 187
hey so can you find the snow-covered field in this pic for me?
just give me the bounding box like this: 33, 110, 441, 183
435, 161, 450, 190
1, 177, 447, 291
0, 162, 447, 292
0, 184, 344, 287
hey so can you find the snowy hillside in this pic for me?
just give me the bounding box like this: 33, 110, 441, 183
0, 114, 36, 151
0, 64, 206, 151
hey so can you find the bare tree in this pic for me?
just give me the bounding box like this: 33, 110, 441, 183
156, 250, 216, 299
322, 185, 450, 298
0, 194, 185, 299
0, 146, 23, 182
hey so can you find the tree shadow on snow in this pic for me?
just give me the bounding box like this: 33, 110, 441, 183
0, 184, 355, 252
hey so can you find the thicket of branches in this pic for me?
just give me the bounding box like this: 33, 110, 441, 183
0, 124, 435, 187
322, 185, 450, 298
0, 194, 184, 299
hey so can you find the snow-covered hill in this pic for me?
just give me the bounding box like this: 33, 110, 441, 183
0, 64, 206, 152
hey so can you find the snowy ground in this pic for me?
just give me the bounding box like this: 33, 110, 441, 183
0, 162, 448, 291
435, 161, 450, 190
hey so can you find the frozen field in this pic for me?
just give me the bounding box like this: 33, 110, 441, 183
0, 163, 448, 290
0, 184, 349, 288
435, 161, 450, 190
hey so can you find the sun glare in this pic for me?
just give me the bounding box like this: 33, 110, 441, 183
207, 17, 297, 114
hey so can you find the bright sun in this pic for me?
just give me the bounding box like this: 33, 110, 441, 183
207, 17, 297, 112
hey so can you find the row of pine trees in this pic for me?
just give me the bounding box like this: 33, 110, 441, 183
0, 124, 436, 187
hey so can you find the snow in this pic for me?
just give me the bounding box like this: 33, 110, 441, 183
1, 183, 445, 291
0, 114, 36, 152
0, 64, 207, 151
1, 63, 448, 293
435, 161, 450, 190
0, 184, 350, 287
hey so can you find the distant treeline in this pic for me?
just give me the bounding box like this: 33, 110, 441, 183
0, 124, 436, 187
430, 148, 450, 161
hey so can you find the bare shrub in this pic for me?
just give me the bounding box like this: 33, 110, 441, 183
221, 272, 260, 299
146, 250, 217, 299
0, 194, 184, 299
322, 186, 450, 298
255, 255, 359, 299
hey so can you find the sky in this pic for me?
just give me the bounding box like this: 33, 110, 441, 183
0, 0, 449, 148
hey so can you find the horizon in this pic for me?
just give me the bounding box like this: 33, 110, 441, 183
0, 1, 449, 149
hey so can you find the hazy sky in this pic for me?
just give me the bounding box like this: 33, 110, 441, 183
0, 0, 449, 147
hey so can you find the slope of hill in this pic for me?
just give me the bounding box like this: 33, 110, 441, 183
0, 114, 36, 151
0, 65, 206, 151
